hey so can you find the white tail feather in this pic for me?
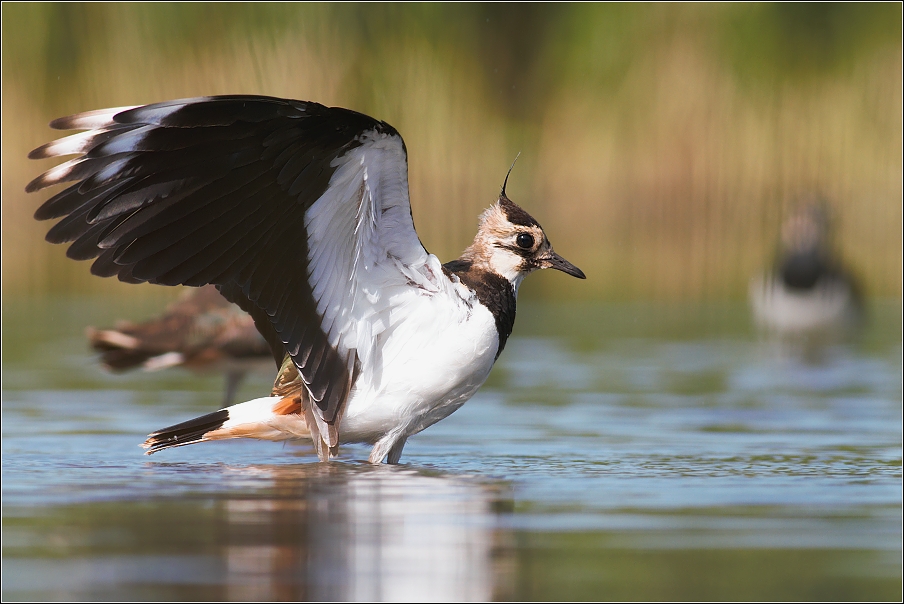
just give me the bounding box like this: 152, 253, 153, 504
143, 352, 185, 371
205, 396, 309, 442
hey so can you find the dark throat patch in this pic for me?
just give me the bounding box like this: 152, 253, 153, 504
443, 260, 516, 359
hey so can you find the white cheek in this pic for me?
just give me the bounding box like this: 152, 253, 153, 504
488, 248, 526, 291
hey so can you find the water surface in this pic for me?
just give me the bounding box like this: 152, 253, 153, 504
2, 296, 901, 600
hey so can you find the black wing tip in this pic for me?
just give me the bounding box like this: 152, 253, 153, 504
28, 144, 53, 160
49, 113, 91, 131
24, 173, 51, 193
142, 408, 229, 455
49, 115, 75, 130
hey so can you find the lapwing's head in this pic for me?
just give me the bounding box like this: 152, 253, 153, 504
464, 193, 586, 290
782, 198, 831, 256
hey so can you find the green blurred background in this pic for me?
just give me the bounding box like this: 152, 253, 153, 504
2, 3, 901, 303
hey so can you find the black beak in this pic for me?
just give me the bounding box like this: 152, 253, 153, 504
543, 250, 586, 279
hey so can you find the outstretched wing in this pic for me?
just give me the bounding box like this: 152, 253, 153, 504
27, 95, 431, 449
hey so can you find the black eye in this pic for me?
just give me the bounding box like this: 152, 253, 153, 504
516, 233, 534, 249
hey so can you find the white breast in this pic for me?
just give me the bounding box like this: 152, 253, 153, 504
749, 273, 858, 332
340, 272, 499, 444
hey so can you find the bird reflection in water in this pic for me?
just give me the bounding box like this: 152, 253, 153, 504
216, 463, 514, 600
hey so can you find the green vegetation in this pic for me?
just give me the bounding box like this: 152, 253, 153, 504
3, 4, 901, 299
513, 531, 901, 601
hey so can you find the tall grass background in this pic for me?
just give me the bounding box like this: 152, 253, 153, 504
2, 4, 901, 304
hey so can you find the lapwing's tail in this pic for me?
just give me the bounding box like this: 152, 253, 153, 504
141, 395, 310, 454
142, 408, 231, 454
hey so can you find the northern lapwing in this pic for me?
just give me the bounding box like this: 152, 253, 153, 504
86, 284, 273, 406
27, 95, 585, 464
749, 198, 862, 335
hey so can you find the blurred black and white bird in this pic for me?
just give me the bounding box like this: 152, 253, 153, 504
86, 284, 273, 407
749, 198, 862, 336
27, 95, 585, 464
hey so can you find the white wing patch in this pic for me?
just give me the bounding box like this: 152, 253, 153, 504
304, 129, 433, 379
30, 129, 107, 159
52, 106, 136, 131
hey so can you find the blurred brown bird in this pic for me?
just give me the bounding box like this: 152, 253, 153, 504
86, 285, 274, 406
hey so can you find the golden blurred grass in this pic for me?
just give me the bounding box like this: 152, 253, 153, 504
2, 4, 901, 301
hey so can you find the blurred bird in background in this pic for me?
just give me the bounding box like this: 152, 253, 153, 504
749, 197, 863, 345
86, 285, 274, 406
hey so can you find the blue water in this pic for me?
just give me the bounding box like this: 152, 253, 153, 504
2, 297, 901, 600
